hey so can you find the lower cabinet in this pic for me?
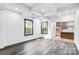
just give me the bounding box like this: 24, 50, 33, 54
61, 32, 74, 39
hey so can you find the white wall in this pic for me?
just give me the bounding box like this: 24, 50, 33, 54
41, 19, 52, 39
60, 14, 75, 21
0, 9, 53, 48
33, 18, 41, 36
74, 8, 79, 51
0, 10, 5, 48
1, 10, 41, 48
57, 13, 75, 23
24, 18, 41, 41
51, 22, 56, 38
3, 10, 25, 47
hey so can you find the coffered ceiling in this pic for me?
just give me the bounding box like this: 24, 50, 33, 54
23, 3, 77, 20
0, 3, 78, 20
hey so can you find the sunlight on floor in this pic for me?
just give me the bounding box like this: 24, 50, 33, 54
54, 36, 74, 43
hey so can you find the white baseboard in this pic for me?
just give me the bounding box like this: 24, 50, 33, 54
74, 41, 79, 53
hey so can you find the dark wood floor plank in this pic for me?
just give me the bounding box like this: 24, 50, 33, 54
0, 38, 78, 55
16, 38, 78, 55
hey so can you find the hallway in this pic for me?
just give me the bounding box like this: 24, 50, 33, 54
14, 38, 78, 55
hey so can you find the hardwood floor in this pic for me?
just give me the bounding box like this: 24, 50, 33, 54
15, 38, 78, 55
0, 38, 78, 55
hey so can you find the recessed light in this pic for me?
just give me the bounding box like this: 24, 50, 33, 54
65, 10, 69, 13
42, 9, 46, 12
15, 8, 18, 11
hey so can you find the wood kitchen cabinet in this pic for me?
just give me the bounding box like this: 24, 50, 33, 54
56, 21, 74, 39
61, 32, 74, 39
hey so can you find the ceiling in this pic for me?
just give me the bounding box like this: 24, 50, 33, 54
23, 3, 77, 20
0, 3, 78, 20
23, 3, 74, 14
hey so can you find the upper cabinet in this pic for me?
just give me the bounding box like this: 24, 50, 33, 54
56, 21, 74, 36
